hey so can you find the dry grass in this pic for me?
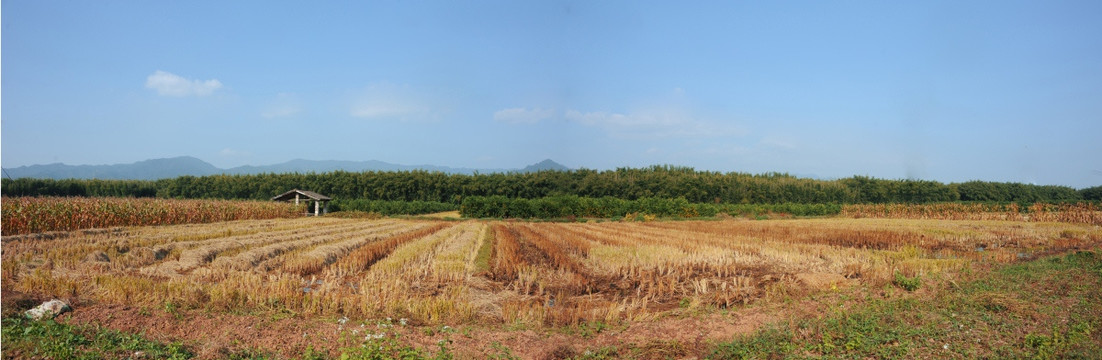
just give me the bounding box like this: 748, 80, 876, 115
418, 211, 462, 219
841, 202, 1102, 225
4, 212, 1100, 328
1, 196, 304, 235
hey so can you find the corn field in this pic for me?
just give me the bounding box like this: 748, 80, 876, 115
841, 202, 1102, 225
4, 216, 1099, 328
1, 196, 304, 235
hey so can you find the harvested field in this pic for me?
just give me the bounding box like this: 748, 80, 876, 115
1, 196, 305, 235
3, 217, 1101, 358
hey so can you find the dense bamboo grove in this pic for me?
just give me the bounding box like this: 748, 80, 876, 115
458, 196, 1102, 225
4, 217, 1099, 327
327, 198, 457, 215
459, 195, 842, 219
3, 167, 1094, 204
841, 202, 1102, 225
0, 196, 303, 235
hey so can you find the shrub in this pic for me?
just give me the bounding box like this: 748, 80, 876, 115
893, 272, 921, 292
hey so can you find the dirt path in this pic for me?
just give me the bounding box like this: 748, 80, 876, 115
53, 299, 774, 359
418, 211, 462, 219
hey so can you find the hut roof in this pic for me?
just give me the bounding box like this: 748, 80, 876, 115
271, 189, 331, 201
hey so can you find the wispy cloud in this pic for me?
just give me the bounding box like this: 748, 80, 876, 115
261, 93, 301, 118
219, 148, 249, 157
349, 83, 437, 120
145, 70, 222, 97
759, 135, 797, 150
564, 110, 682, 128
556, 87, 745, 139
493, 107, 554, 124
564, 109, 744, 139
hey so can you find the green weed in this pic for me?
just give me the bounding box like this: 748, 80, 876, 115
710, 250, 1102, 359
1, 316, 192, 359
487, 342, 520, 360
893, 272, 922, 291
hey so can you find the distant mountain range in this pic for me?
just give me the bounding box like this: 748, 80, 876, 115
2, 157, 571, 180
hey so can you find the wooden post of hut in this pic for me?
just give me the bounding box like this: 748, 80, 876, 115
272, 189, 332, 216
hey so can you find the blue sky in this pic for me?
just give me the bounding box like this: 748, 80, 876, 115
3, 1, 1100, 188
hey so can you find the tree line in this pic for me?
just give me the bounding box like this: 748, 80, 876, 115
2, 166, 1097, 205
459, 195, 842, 219
328, 199, 457, 216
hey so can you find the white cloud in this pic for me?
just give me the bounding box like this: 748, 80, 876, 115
351, 103, 427, 118
493, 107, 554, 124
564, 108, 744, 139
759, 136, 797, 150
220, 148, 248, 156
558, 87, 745, 139
145, 70, 222, 97
349, 83, 436, 120
564, 110, 683, 128
261, 93, 301, 118
262, 106, 299, 119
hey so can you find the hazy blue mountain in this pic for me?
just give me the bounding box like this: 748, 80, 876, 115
3, 157, 572, 180
3, 156, 222, 180
227, 159, 408, 174
521, 159, 571, 172
226, 159, 501, 175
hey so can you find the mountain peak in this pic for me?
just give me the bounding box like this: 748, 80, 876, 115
4, 157, 575, 179
521, 159, 570, 173
4, 156, 221, 180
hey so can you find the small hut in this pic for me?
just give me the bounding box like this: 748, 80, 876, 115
272, 189, 331, 216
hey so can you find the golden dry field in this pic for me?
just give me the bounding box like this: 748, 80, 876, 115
3, 217, 1098, 323
3, 214, 1102, 358
1, 196, 304, 235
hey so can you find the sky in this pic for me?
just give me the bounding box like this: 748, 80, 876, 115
2, 1, 1101, 188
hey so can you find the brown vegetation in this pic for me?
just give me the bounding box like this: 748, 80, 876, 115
4, 214, 1100, 330
1, 196, 303, 235
841, 202, 1102, 225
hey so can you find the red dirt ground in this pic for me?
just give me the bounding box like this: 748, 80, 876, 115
39, 295, 774, 359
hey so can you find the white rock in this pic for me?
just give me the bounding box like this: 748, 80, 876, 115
24, 299, 71, 320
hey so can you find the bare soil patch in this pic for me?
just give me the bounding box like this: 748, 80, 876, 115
54, 298, 777, 359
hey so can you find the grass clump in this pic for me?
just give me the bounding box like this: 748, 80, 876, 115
892, 272, 922, 291
1, 316, 192, 359
338, 333, 453, 360
472, 226, 495, 274
710, 250, 1102, 359
327, 211, 385, 219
